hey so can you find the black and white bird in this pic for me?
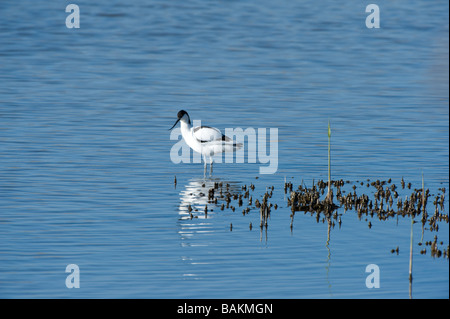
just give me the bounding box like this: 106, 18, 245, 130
170, 110, 242, 175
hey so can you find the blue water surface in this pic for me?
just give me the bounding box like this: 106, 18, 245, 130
0, 0, 448, 298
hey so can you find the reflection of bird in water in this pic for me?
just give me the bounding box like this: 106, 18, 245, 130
169, 110, 243, 175
177, 178, 271, 246
177, 177, 242, 257
178, 177, 241, 220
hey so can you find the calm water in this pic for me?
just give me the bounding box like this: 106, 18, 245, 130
0, 0, 448, 298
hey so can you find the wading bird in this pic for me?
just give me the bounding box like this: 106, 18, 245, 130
170, 110, 242, 175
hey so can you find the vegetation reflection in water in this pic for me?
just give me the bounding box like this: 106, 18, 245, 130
175, 175, 448, 260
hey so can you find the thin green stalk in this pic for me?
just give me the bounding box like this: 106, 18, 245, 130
409, 180, 414, 299
422, 172, 425, 214
327, 120, 331, 202
409, 217, 413, 280
409, 207, 414, 299
421, 173, 425, 243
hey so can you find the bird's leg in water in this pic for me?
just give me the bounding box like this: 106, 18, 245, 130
210, 156, 213, 175
203, 155, 207, 176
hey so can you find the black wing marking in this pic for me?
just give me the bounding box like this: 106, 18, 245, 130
193, 126, 230, 143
